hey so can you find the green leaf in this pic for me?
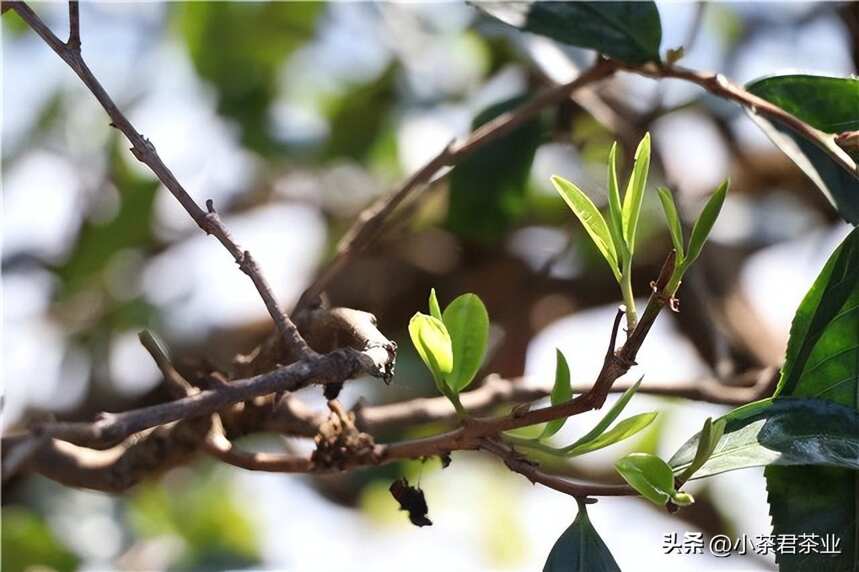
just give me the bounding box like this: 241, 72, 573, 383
674, 416, 725, 484
621, 133, 652, 254
565, 377, 643, 451
540, 350, 573, 439
746, 75, 859, 225
476, 1, 662, 65
669, 398, 859, 479
606, 143, 628, 263
565, 412, 658, 457
776, 227, 859, 399
447, 95, 543, 243
656, 186, 684, 260
408, 313, 454, 387
552, 175, 621, 281
543, 499, 621, 572
442, 293, 490, 392
615, 453, 676, 506
684, 179, 728, 267
428, 288, 442, 321
764, 226, 859, 570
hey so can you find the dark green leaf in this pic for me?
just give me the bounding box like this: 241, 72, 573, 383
656, 186, 684, 260
764, 226, 859, 570
669, 398, 859, 479
442, 293, 490, 392
621, 133, 651, 254
541, 350, 573, 439
447, 95, 543, 242
552, 175, 620, 281
615, 452, 676, 506
543, 499, 621, 572
477, 1, 662, 64
746, 75, 859, 225
565, 412, 658, 457
684, 179, 728, 267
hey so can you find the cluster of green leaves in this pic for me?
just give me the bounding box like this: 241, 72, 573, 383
656, 181, 729, 294
508, 360, 656, 460
552, 135, 651, 330
409, 289, 489, 413
666, 227, 859, 569
551, 135, 728, 329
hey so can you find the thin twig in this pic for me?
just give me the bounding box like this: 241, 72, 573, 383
7, 1, 313, 363
67, 0, 80, 51
479, 438, 634, 497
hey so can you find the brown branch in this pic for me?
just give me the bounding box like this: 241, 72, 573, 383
67, 0, 79, 51
295, 57, 619, 310
619, 61, 858, 177
6, 1, 313, 364
26, 347, 381, 450
479, 438, 634, 497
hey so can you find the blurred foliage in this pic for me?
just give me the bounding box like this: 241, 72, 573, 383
1, 507, 79, 572
127, 467, 260, 571
447, 95, 544, 243
175, 2, 323, 154
55, 140, 159, 298
323, 66, 397, 163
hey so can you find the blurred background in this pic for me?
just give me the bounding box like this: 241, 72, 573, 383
2, 2, 857, 570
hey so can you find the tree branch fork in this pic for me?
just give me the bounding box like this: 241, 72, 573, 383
2, 1, 797, 498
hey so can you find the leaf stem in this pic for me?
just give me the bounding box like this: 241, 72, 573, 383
620, 261, 638, 332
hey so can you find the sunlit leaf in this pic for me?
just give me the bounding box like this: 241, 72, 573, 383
552, 175, 620, 280
684, 179, 728, 267
656, 186, 684, 261
428, 288, 442, 321
621, 133, 651, 254
540, 350, 573, 439
442, 293, 489, 392
408, 313, 454, 387
564, 377, 643, 451
615, 453, 676, 506
674, 416, 725, 484
606, 143, 628, 263
543, 499, 621, 572
476, 1, 662, 65
565, 412, 658, 457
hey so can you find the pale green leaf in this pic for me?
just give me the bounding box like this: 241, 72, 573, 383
408, 313, 453, 386
621, 133, 651, 254
685, 180, 728, 267
606, 143, 628, 263
656, 186, 684, 260
565, 377, 643, 451
540, 350, 573, 439
615, 453, 676, 506
551, 175, 620, 280
428, 288, 442, 321
565, 412, 658, 457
